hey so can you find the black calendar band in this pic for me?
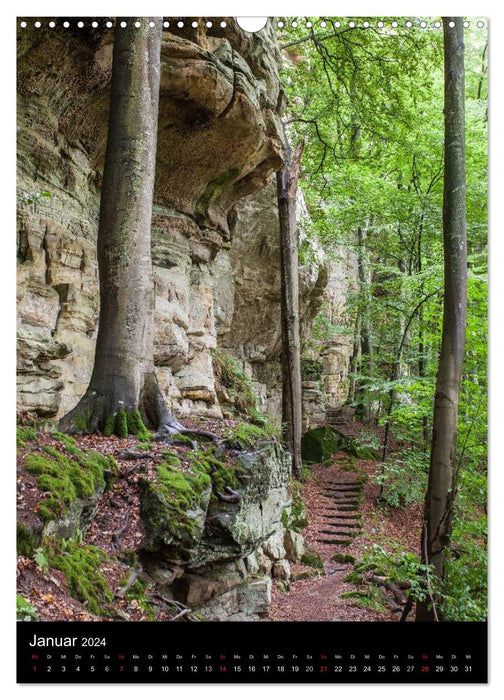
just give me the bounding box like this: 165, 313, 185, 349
17, 620, 487, 683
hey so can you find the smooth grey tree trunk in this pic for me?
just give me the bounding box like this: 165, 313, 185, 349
357, 221, 374, 422
60, 18, 182, 434
276, 140, 304, 479
416, 17, 467, 621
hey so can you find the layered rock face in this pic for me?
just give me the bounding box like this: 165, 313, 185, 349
213, 183, 330, 421
140, 442, 295, 620
17, 20, 283, 419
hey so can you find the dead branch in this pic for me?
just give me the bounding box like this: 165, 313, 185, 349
115, 569, 138, 598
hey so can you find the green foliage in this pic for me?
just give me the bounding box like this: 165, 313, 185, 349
212, 348, 257, 417
351, 543, 437, 604
375, 449, 429, 508
33, 547, 50, 572
17, 594, 38, 621
440, 511, 487, 621
23, 191, 52, 207
300, 356, 323, 381
47, 540, 113, 616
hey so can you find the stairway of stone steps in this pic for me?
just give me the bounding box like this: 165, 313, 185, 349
315, 477, 364, 547
325, 405, 356, 429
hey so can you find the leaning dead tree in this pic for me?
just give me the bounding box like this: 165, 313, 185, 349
276, 138, 305, 479
416, 17, 467, 621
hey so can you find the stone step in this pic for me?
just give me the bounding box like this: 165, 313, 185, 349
322, 512, 361, 520
322, 484, 361, 490
316, 537, 354, 546
323, 499, 360, 507
320, 529, 359, 537
329, 505, 358, 512
322, 520, 361, 528
320, 480, 360, 486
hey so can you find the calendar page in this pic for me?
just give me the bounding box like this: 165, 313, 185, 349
15, 15, 488, 683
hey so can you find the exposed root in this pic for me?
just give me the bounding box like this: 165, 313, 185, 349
215, 485, 242, 503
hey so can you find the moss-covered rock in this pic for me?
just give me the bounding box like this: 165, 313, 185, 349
331, 552, 356, 564
301, 426, 380, 464
24, 435, 115, 537
139, 462, 212, 557
224, 421, 278, 450
301, 545, 324, 570
281, 479, 308, 532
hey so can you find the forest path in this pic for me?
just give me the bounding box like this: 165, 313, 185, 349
270, 444, 422, 622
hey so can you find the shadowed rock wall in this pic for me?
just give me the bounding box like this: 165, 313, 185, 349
17, 19, 283, 420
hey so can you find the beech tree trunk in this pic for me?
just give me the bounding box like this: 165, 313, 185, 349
277, 140, 304, 479
357, 221, 374, 422
416, 17, 467, 621
60, 18, 182, 434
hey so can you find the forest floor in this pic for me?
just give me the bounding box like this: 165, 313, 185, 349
270, 426, 424, 622
17, 416, 423, 623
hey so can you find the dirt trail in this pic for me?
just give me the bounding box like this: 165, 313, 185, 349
270, 452, 423, 622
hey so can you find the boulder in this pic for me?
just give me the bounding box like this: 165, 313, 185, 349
301, 425, 380, 463
284, 529, 306, 563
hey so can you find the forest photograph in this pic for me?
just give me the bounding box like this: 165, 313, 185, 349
16, 16, 487, 625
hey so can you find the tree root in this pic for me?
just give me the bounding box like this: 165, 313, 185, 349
215, 485, 242, 503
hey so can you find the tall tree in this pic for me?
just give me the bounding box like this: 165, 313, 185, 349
60, 18, 183, 436
416, 17, 467, 621
277, 138, 304, 479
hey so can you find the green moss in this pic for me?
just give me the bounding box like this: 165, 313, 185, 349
224, 421, 276, 449
123, 579, 155, 620
340, 590, 387, 613
332, 553, 356, 564
103, 416, 115, 437
301, 426, 380, 464
47, 541, 113, 616
212, 348, 255, 410
281, 480, 308, 532
127, 411, 151, 441
25, 440, 109, 523
301, 546, 324, 570
137, 442, 155, 451
161, 450, 182, 466
140, 460, 211, 545
114, 410, 128, 438
171, 432, 195, 445
74, 415, 88, 431
17, 521, 40, 556
17, 426, 37, 447
17, 594, 38, 621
